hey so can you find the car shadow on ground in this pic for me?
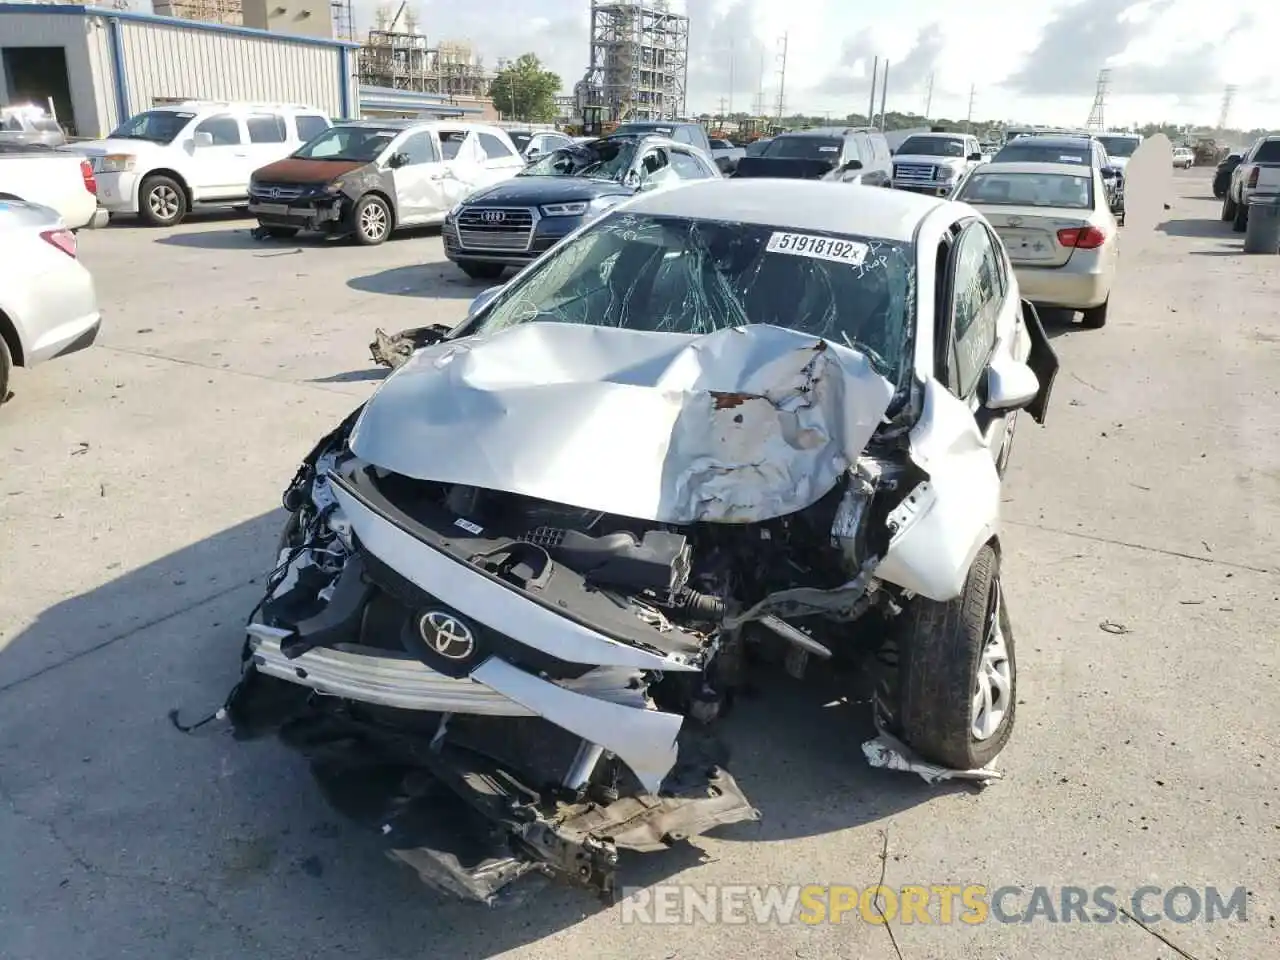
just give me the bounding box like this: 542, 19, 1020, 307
103, 208, 250, 231
0, 511, 937, 956
153, 223, 448, 252
310, 367, 389, 384
1156, 217, 1234, 238
347, 263, 492, 300
1035, 307, 1083, 339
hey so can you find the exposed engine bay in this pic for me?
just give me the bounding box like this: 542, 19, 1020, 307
228, 404, 923, 903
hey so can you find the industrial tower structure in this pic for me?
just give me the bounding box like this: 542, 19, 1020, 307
356, 3, 494, 97
152, 0, 243, 25
1085, 68, 1110, 131
582, 0, 690, 122
1217, 85, 1237, 132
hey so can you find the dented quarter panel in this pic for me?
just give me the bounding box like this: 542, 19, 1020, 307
874, 377, 1001, 601
349, 321, 895, 525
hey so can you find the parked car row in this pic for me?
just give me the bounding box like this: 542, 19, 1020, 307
1219, 134, 1280, 232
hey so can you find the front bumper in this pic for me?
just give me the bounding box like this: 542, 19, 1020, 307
249, 197, 345, 231
442, 213, 581, 266
893, 181, 956, 197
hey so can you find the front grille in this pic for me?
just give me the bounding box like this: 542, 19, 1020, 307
893, 163, 936, 184
251, 182, 308, 201
455, 206, 535, 251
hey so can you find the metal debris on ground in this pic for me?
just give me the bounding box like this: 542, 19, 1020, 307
862, 728, 1004, 785
1099, 620, 1130, 635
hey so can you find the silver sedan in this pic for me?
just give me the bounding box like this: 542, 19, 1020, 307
955, 160, 1119, 328
0, 199, 102, 402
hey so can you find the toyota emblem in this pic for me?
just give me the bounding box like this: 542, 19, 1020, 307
418, 610, 476, 660
480, 210, 505, 223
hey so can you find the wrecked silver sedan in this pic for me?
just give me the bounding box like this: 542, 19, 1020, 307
227, 179, 1059, 902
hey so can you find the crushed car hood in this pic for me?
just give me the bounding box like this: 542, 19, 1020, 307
254, 157, 367, 184
349, 322, 895, 525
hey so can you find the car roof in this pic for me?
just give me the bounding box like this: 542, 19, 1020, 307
1002, 134, 1093, 148
776, 126, 879, 139
339, 119, 504, 135
901, 131, 968, 139
970, 161, 1095, 178
622, 178, 944, 241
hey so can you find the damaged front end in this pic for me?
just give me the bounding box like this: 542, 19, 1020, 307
227, 321, 944, 902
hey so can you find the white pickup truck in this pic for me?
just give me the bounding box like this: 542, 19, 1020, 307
1222, 135, 1280, 232
0, 143, 105, 230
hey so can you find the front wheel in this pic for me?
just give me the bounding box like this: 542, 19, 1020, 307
138, 175, 188, 227
875, 544, 1015, 769
1222, 193, 1237, 222
457, 260, 506, 281
351, 194, 392, 245
0, 334, 12, 404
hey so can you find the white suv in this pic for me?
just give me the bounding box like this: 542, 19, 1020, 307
73, 101, 332, 226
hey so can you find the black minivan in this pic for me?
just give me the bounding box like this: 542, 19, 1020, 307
732, 126, 893, 186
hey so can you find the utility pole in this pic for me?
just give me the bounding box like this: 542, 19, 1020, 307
717, 96, 727, 121
774, 33, 789, 124
732, 38, 742, 120
965, 83, 976, 133
878, 60, 889, 131
755, 52, 765, 116
867, 56, 879, 126
924, 72, 935, 121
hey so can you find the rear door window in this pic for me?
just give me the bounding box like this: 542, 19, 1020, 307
396, 131, 438, 165
194, 114, 241, 145
246, 114, 286, 143
669, 149, 712, 179
438, 130, 467, 160
295, 114, 329, 142
478, 132, 517, 160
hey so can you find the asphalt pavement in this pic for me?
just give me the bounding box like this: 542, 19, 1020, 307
1, 171, 1276, 959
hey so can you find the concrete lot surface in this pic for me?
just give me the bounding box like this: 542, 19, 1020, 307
1, 172, 1276, 959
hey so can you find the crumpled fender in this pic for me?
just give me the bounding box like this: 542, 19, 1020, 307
873, 378, 1000, 602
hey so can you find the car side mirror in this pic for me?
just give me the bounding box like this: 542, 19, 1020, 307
468, 285, 504, 315
193, 132, 213, 148
985, 356, 1040, 412
622, 170, 641, 189
843, 159, 863, 171
967, 152, 982, 161
1101, 167, 1117, 179
386, 152, 407, 169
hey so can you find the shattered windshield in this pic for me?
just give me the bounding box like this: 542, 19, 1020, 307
1096, 136, 1140, 158
521, 138, 638, 180
994, 141, 1091, 165
897, 136, 966, 157
463, 212, 916, 387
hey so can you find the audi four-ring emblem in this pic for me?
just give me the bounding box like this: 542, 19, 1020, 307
418, 610, 476, 660
480, 210, 506, 223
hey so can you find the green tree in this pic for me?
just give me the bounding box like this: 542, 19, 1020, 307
489, 54, 561, 123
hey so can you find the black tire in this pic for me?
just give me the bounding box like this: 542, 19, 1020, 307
350, 193, 392, 245
0, 334, 12, 405
1213, 185, 1226, 200
261, 225, 299, 239
1221, 194, 1236, 222
277, 510, 304, 553
457, 260, 506, 281
1080, 297, 1109, 329
1232, 199, 1248, 233
876, 544, 1015, 769
138, 174, 188, 227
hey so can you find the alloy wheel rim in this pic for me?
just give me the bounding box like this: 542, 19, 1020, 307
971, 577, 1013, 741
361, 203, 387, 240
149, 185, 179, 221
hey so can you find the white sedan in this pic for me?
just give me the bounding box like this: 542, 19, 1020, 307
954, 160, 1119, 329
0, 199, 101, 402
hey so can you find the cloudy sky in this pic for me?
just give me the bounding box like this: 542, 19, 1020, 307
354, 0, 1276, 128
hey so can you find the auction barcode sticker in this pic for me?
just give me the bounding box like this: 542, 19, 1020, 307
767, 231, 869, 266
